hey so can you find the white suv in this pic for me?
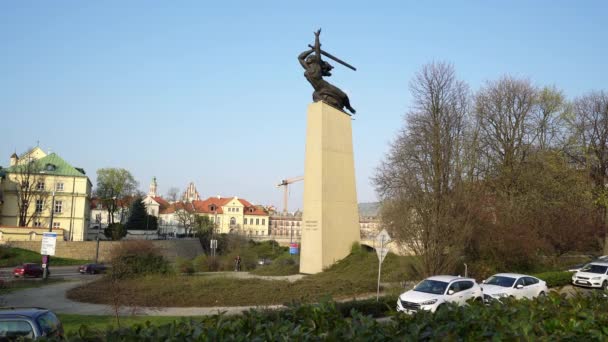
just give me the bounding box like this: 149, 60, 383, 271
572, 261, 608, 289
396, 275, 483, 314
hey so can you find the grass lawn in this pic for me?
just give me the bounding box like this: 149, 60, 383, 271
0, 247, 89, 267
0, 278, 66, 295
58, 314, 204, 335
67, 248, 415, 307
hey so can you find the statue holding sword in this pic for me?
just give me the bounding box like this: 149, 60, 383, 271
298, 29, 356, 114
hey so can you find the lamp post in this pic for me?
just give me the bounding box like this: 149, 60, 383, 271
42, 185, 56, 280
95, 216, 101, 264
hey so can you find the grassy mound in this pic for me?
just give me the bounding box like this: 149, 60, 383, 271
67, 247, 415, 307
0, 246, 89, 267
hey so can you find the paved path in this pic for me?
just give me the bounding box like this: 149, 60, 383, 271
2, 279, 283, 316
1, 272, 306, 316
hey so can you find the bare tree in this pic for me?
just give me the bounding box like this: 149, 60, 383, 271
166, 187, 180, 202
174, 203, 196, 236
12, 160, 50, 227
374, 62, 473, 276
534, 86, 569, 150
567, 91, 608, 253
475, 76, 538, 177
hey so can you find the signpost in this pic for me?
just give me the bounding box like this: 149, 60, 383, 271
375, 229, 391, 301
210, 239, 218, 257
40, 232, 57, 256
40, 232, 57, 280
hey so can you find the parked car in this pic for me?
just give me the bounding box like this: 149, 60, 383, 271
481, 273, 548, 302
0, 307, 63, 339
571, 261, 608, 290
567, 256, 608, 272
13, 263, 44, 278
78, 263, 107, 274
396, 275, 483, 314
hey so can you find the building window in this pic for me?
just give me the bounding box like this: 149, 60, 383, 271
230, 217, 236, 226
36, 181, 45, 190
55, 182, 64, 191
262, 219, 265, 225
236, 207, 239, 212
54, 200, 63, 213
35, 200, 44, 213
53, 222, 60, 229
34, 221, 42, 227
256, 218, 259, 225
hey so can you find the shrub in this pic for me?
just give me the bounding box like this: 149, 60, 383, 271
532, 271, 573, 287
104, 223, 127, 241
109, 241, 170, 278
335, 296, 395, 318
193, 254, 208, 272
61, 293, 608, 340
175, 257, 195, 275
207, 256, 220, 272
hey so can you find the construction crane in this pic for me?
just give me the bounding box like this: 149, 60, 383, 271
276, 176, 304, 214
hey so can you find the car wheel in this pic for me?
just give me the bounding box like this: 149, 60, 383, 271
602, 281, 608, 291
475, 297, 483, 303
538, 291, 546, 298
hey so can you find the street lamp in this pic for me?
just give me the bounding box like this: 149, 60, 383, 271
95, 216, 101, 263
42, 179, 56, 280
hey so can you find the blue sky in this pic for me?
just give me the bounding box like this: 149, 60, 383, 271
1, 1, 607, 210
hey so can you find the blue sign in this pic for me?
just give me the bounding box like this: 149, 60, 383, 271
289, 243, 299, 255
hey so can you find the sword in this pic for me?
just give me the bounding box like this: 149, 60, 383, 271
308, 44, 357, 71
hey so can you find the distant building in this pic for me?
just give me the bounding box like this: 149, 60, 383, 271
143, 178, 270, 237
0, 147, 92, 241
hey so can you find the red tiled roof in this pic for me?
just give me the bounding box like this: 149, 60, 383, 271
191, 197, 232, 214
90, 197, 131, 210
159, 201, 196, 215
152, 196, 170, 209
157, 197, 269, 216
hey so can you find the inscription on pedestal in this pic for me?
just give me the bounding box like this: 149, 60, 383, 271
304, 220, 318, 231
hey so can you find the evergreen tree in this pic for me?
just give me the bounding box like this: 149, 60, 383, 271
125, 198, 148, 230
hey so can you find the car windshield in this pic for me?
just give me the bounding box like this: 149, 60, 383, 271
485, 276, 516, 287
581, 264, 608, 274
413, 280, 449, 295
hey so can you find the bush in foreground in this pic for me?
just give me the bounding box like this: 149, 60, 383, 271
51, 292, 608, 340
532, 271, 573, 288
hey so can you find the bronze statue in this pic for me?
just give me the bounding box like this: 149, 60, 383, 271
299, 29, 356, 114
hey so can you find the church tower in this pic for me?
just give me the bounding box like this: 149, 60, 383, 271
148, 177, 158, 197
182, 182, 201, 202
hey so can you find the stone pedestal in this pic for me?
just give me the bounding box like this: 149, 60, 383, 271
299, 102, 360, 274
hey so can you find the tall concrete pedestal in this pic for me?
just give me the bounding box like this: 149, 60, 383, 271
299, 102, 360, 274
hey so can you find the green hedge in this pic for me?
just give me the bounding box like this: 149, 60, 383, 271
42, 293, 608, 340
532, 271, 573, 288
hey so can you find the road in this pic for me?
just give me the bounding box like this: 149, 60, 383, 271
0, 265, 90, 281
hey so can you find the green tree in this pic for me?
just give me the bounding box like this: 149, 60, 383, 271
194, 215, 215, 254
125, 197, 157, 230
95, 168, 138, 225
104, 223, 127, 240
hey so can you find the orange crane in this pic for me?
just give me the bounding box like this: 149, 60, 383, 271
276, 176, 304, 214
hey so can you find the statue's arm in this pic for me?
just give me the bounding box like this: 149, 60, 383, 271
298, 49, 313, 69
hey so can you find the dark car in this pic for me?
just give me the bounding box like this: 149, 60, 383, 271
78, 263, 107, 274
13, 263, 44, 278
0, 307, 63, 339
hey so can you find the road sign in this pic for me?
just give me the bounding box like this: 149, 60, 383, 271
40, 232, 57, 256
376, 247, 389, 263
375, 229, 391, 246
289, 243, 299, 255
374, 229, 391, 301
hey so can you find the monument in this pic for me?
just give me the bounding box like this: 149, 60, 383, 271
299, 29, 360, 274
